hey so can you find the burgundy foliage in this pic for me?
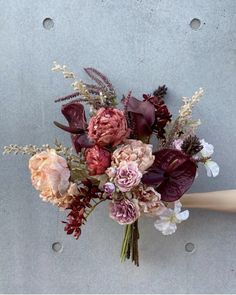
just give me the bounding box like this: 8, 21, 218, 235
142, 149, 197, 202
54, 100, 93, 153
122, 94, 156, 139
63, 179, 103, 239
143, 85, 172, 139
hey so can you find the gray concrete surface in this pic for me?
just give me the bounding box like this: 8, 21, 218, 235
0, 0, 236, 293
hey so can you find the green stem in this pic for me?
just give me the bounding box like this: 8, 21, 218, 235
120, 224, 132, 262
84, 199, 105, 220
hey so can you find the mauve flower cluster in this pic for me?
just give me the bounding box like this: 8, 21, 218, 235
104, 140, 166, 225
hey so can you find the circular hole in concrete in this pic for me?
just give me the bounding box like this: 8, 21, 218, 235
185, 242, 195, 253
52, 242, 63, 253
190, 18, 201, 30
43, 18, 54, 30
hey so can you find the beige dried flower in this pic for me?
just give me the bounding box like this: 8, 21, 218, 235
51, 61, 75, 79
179, 88, 204, 121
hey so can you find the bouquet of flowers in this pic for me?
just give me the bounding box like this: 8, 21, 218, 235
4, 62, 219, 266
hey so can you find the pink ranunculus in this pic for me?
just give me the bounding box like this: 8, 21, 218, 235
111, 139, 154, 172
29, 149, 70, 196
136, 185, 165, 217
114, 161, 142, 192
109, 198, 140, 225
85, 145, 111, 176
88, 107, 130, 147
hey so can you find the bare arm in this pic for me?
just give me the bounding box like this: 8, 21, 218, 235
181, 190, 236, 213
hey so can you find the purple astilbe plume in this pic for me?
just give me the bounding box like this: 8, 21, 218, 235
63, 179, 104, 239
142, 149, 197, 202
54, 100, 93, 153
55, 68, 116, 106
84, 67, 115, 94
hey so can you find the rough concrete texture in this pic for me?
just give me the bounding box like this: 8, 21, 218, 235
0, 0, 236, 293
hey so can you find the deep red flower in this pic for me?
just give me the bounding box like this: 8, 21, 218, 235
142, 149, 197, 202
143, 92, 172, 139
54, 100, 93, 153
85, 145, 111, 175
122, 93, 156, 139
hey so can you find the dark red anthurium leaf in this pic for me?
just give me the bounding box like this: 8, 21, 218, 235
142, 149, 197, 202
53, 121, 85, 134
55, 100, 93, 153
61, 100, 87, 130
122, 95, 155, 138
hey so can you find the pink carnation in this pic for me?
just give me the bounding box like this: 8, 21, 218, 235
109, 198, 140, 225
112, 139, 154, 172
85, 145, 111, 176
88, 107, 130, 147
137, 185, 165, 217
114, 161, 142, 192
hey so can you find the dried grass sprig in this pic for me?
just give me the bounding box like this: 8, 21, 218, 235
3, 144, 50, 156
179, 88, 204, 122
3, 140, 73, 158
52, 62, 117, 109
163, 88, 203, 148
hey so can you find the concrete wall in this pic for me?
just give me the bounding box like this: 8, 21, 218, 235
1, 0, 236, 293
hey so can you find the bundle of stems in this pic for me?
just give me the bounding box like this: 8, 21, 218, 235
120, 220, 139, 266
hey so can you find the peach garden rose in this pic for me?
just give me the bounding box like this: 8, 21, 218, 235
29, 149, 78, 208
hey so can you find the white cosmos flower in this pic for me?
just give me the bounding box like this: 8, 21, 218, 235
200, 139, 219, 177
154, 201, 189, 235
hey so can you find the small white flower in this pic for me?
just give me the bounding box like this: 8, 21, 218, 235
173, 139, 183, 151
204, 160, 220, 177
200, 139, 214, 157
154, 201, 189, 235
200, 139, 219, 177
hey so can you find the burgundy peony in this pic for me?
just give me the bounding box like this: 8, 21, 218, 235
142, 149, 197, 202
85, 145, 111, 176
109, 198, 140, 225
88, 107, 130, 147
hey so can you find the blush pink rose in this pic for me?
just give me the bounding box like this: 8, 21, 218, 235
88, 107, 130, 147
29, 149, 70, 196
109, 198, 140, 225
85, 145, 111, 176
114, 161, 142, 192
